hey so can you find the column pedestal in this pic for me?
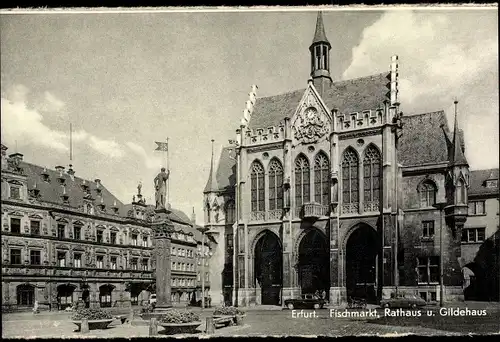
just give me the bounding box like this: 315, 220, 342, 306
151, 208, 174, 313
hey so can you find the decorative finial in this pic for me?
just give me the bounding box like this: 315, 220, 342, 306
100, 196, 104, 204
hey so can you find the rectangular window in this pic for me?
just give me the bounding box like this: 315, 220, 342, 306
468, 201, 486, 215
30, 220, 40, 235
73, 226, 81, 240
74, 253, 82, 268
172, 247, 176, 256
96, 255, 104, 268
142, 258, 149, 271
131, 258, 138, 270
57, 251, 66, 267
10, 218, 21, 234
131, 234, 138, 246
422, 221, 435, 237
110, 256, 117, 270
57, 224, 65, 239
96, 230, 104, 243
10, 249, 22, 265
461, 228, 486, 243
142, 236, 148, 247
30, 250, 41, 265
417, 256, 439, 284
110, 232, 117, 244
10, 186, 20, 199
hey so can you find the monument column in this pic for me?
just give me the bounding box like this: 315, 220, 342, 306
151, 207, 174, 311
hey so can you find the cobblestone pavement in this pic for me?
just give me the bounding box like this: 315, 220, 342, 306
2, 309, 462, 338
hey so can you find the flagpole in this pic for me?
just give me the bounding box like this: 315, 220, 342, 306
166, 137, 170, 208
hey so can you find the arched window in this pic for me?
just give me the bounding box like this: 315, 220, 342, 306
418, 180, 436, 207
363, 145, 381, 211
314, 152, 330, 206
225, 200, 235, 224
250, 161, 265, 212
295, 155, 310, 208
342, 148, 359, 213
456, 179, 466, 204
268, 159, 284, 211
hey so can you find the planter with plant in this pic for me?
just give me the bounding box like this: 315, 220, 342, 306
157, 310, 202, 334
71, 308, 114, 331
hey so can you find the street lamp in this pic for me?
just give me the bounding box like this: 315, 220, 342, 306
433, 201, 447, 307
197, 226, 209, 309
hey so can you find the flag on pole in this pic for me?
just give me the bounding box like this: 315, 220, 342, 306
155, 141, 168, 152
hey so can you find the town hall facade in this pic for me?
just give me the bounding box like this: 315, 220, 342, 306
203, 13, 499, 306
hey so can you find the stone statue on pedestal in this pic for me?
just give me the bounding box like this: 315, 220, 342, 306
154, 168, 170, 210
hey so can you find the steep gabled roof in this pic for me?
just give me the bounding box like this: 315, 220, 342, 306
248, 73, 389, 129
398, 111, 451, 166
469, 169, 499, 197
20, 161, 127, 216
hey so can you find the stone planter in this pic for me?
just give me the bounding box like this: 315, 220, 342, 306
158, 321, 202, 335
213, 314, 245, 326
72, 319, 113, 331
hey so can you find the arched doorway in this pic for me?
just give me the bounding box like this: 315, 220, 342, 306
346, 224, 379, 304
17, 284, 35, 306
298, 229, 329, 298
254, 231, 282, 305
99, 284, 115, 308
57, 284, 76, 310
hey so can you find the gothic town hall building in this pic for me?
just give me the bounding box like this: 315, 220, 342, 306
203, 13, 499, 306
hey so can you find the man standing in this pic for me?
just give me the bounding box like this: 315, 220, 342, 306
154, 167, 170, 209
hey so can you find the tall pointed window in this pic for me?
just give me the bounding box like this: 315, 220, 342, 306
363, 145, 381, 212
250, 161, 265, 213
295, 155, 310, 210
314, 152, 330, 206
418, 180, 436, 208
225, 200, 235, 224
342, 148, 359, 214
268, 159, 284, 211
456, 179, 466, 204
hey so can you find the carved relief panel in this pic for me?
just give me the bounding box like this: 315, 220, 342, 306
291, 89, 331, 146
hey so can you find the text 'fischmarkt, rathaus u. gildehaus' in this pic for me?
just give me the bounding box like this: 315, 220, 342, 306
203, 13, 499, 307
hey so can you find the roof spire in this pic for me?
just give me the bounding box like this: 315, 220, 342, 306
312, 11, 330, 45
204, 139, 219, 193
450, 99, 468, 166
309, 11, 332, 95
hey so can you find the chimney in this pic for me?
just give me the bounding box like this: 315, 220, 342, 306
67, 164, 75, 181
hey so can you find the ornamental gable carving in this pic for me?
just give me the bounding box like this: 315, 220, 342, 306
9, 211, 24, 217
56, 217, 69, 223
28, 213, 43, 220
73, 220, 85, 226
291, 86, 331, 145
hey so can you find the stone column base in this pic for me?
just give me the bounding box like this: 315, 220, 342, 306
329, 287, 347, 307
237, 288, 256, 307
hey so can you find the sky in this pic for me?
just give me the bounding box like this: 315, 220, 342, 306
1, 7, 498, 224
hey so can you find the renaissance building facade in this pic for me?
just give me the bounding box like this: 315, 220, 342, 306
203, 13, 499, 306
1, 145, 211, 311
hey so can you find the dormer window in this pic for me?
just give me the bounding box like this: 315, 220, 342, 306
41, 168, 50, 182
486, 180, 498, 188
10, 185, 20, 200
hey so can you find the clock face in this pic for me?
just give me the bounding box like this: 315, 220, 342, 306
304, 107, 317, 119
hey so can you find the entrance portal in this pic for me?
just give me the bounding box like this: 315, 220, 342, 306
298, 229, 329, 299
254, 231, 282, 305
346, 224, 379, 304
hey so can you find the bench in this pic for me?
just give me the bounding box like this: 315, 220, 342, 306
213, 316, 235, 328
